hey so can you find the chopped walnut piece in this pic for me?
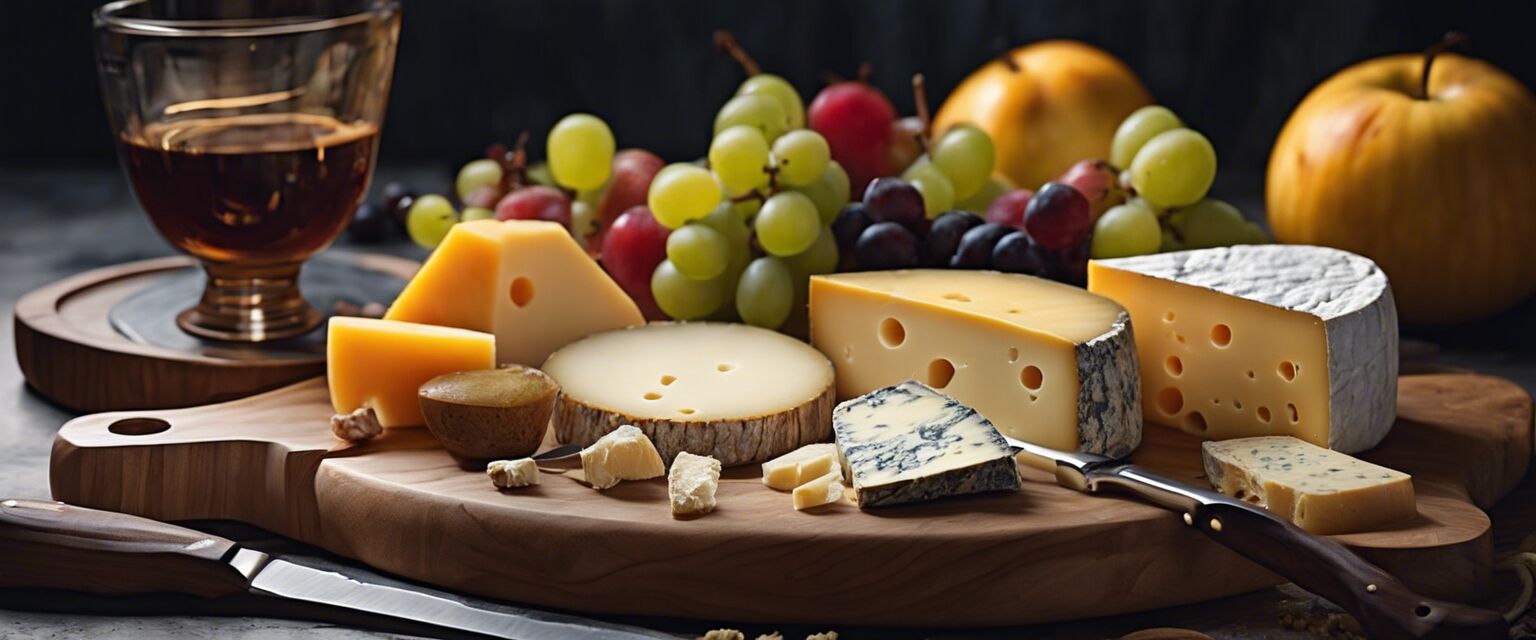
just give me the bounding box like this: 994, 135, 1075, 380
331, 407, 383, 442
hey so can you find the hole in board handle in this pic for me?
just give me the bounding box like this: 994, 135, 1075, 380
109, 417, 171, 436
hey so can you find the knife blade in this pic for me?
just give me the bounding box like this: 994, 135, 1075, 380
0, 499, 673, 640
1005, 436, 1506, 640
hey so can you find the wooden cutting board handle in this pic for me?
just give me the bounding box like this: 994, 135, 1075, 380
0, 498, 255, 598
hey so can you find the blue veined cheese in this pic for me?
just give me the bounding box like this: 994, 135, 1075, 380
833, 381, 1021, 508
1202, 436, 1415, 535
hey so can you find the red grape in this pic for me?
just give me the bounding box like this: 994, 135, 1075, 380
600, 205, 671, 320
950, 222, 1012, 269
495, 186, 573, 227
461, 184, 503, 210
832, 202, 872, 253
808, 82, 896, 195
923, 211, 983, 267
381, 181, 416, 231
1023, 182, 1091, 250
595, 149, 664, 231
854, 222, 918, 270
863, 178, 926, 235
884, 116, 924, 177
992, 230, 1045, 275
984, 189, 1033, 229
1057, 159, 1125, 219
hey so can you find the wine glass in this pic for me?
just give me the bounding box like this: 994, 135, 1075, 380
94, 0, 401, 342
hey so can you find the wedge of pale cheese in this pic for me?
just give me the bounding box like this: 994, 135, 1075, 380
1202, 436, 1415, 535
761, 443, 840, 491
385, 219, 643, 367
1089, 245, 1397, 453
833, 381, 1021, 508
792, 471, 845, 511
810, 270, 1141, 458
579, 425, 666, 490
327, 317, 495, 428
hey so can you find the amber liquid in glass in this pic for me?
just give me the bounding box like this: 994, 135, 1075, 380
119, 112, 379, 265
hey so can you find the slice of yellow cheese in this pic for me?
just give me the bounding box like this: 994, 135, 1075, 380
327, 317, 495, 428
809, 270, 1141, 458
1202, 436, 1415, 535
1088, 245, 1397, 453
385, 219, 643, 366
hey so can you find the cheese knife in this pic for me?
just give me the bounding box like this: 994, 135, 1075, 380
1005, 436, 1506, 640
0, 499, 674, 640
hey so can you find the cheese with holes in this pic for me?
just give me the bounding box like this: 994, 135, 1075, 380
385, 219, 643, 367
327, 317, 495, 428
543, 323, 835, 467
1088, 245, 1397, 453
1202, 436, 1415, 534
579, 425, 666, 490
834, 381, 1021, 508
810, 270, 1141, 458
762, 443, 840, 491
792, 471, 845, 510
487, 458, 539, 488
668, 451, 722, 516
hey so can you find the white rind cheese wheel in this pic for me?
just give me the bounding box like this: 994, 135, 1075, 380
542, 322, 835, 466
1089, 245, 1398, 453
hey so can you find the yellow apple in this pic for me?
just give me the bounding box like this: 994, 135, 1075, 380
934, 41, 1151, 190
1267, 48, 1536, 324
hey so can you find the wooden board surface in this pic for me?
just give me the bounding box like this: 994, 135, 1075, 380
14, 255, 417, 413
48, 373, 1532, 627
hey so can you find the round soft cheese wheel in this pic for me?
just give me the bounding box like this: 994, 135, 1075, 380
541, 322, 835, 466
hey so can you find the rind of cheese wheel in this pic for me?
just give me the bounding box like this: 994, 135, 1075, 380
326, 317, 496, 428
1202, 436, 1415, 535
1088, 245, 1398, 453
809, 270, 1141, 458
543, 322, 835, 467
384, 219, 643, 367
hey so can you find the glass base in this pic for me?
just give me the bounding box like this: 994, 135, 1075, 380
176, 261, 324, 343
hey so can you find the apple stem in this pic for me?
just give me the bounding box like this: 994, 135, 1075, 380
713, 30, 761, 77
912, 73, 933, 154
998, 52, 1020, 73
1418, 31, 1468, 100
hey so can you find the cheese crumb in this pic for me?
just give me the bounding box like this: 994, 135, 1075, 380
330, 407, 382, 442
580, 425, 666, 490
486, 458, 539, 488
669, 452, 722, 516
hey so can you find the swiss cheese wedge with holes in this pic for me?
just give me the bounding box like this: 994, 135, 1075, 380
385, 219, 643, 367
809, 270, 1141, 458
1088, 245, 1398, 453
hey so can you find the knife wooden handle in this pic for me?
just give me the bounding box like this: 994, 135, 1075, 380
0, 498, 257, 598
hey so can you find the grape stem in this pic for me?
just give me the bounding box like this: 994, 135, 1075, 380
911, 73, 933, 154
1417, 31, 1468, 100
491, 131, 532, 192
713, 30, 761, 77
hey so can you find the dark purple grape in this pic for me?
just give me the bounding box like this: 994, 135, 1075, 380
854, 222, 919, 270
862, 177, 926, 235
347, 202, 388, 244
992, 230, 1046, 275
1023, 182, 1091, 250
1042, 238, 1091, 286
950, 223, 1013, 269
832, 202, 872, 253
923, 211, 983, 267
381, 181, 417, 231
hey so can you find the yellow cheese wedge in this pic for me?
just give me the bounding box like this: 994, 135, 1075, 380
792, 471, 845, 510
327, 317, 496, 428
385, 219, 643, 366
809, 270, 1141, 458
1202, 436, 1415, 535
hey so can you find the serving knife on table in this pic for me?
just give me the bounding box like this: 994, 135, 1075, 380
1005, 436, 1507, 640
0, 499, 673, 640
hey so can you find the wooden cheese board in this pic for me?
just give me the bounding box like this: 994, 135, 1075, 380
48, 372, 1531, 627
14, 254, 415, 413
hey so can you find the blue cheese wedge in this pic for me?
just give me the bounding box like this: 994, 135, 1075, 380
833, 381, 1022, 508
1202, 436, 1415, 535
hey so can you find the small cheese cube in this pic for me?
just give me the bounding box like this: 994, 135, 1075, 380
579, 425, 666, 490
487, 458, 539, 488
1202, 436, 1415, 535
761, 443, 840, 491
668, 452, 721, 516
792, 471, 845, 511
327, 317, 496, 427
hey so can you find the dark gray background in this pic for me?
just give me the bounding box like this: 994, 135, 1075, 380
2, 0, 1532, 181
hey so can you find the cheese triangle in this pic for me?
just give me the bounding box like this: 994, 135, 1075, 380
385, 219, 643, 366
